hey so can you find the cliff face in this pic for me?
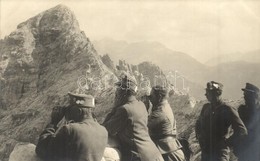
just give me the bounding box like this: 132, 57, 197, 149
0, 5, 111, 108
0, 5, 114, 161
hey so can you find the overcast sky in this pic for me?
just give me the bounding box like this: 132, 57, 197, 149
1, 0, 260, 63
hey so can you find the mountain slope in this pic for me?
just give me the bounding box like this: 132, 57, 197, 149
93, 38, 208, 84
0, 5, 114, 161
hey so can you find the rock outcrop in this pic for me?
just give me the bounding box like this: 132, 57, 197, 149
9, 143, 42, 161
101, 54, 116, 72
0, 5, 115, 161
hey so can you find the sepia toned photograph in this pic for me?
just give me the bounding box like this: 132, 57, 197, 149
0, 0, 260, 161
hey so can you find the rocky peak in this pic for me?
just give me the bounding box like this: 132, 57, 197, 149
0, 5, 115, 160
38, 5, 80, 46
137, 61, 164, 86
0, 4, 112, 109
101, 54, 116, 72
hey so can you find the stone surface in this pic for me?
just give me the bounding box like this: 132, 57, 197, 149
9, 142, 121, 161
9, 143, 42, 161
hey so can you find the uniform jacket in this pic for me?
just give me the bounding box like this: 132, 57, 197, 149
238, 105, 260, 141
195, 100, 247, 152
36, 118, 108, 161
236, 104, 260, 161
103, 96, 163, 161
148, 100, 182, 154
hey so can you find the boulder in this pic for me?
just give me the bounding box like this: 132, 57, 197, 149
9, 143, 42, 161
9, 142, 121, 161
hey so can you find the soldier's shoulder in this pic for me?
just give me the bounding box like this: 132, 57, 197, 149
64, 121, 88, 128
202, 103, 210, 109
113, 105, 128, 115
62, 121, 78, 129
123, 99, 145, 109
56, 123, 73, 134
220, 102, 239, 113
150, 109, 164, 118
95, 122, 108, 135
119, 103, 130, 110
237, 104, 247, 113
222, 102, 233, 109
199, 103, 210, 114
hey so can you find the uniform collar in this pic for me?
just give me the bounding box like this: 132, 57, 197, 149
210, 99, 225, 109
81, 117, 96, 123
127, 95, 137, 102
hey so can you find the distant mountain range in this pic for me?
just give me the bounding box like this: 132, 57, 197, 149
93, 38, 206, 83
205, 49, 260, 66
208, 61, 260, 99
93, 38, 260, 100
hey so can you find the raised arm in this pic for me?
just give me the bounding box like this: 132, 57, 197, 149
35, 124, 70, 160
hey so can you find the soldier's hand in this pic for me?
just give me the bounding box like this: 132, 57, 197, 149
51, 106, 65, 125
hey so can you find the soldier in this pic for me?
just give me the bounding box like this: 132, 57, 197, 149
148, 85, 185, 161
35, 93, 108, 161
103, 73, 164, 161
195, 81, 247, 161
235, 83, 260, 161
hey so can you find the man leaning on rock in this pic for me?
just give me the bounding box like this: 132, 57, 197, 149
148, 85, 185, 161
103, 72, 164, 161
35, 93, 108, 161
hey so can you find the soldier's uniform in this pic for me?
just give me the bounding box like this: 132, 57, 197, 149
36, 94, 108, 161
148, 100, 185, 161
103, 73, 163, 161
195, 81, 247, 161
236, 83, 260, 161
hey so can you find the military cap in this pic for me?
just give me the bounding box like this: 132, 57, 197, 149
206, 81, 223, 91
115, 72, 138, 92
68, 92, 95, 108
242, 83, 259, 94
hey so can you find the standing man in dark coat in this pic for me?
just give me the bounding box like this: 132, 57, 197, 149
195, 81, 247, 161
235, 83, 260, 161
103, 73, 164, 161
148, 85, 185, 161
35, 93, 108, 161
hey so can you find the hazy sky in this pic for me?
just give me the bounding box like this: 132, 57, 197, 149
1, 0, 260, 63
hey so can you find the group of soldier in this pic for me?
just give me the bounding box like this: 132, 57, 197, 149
34, 72, 260, 161
196, 81, 260, 161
